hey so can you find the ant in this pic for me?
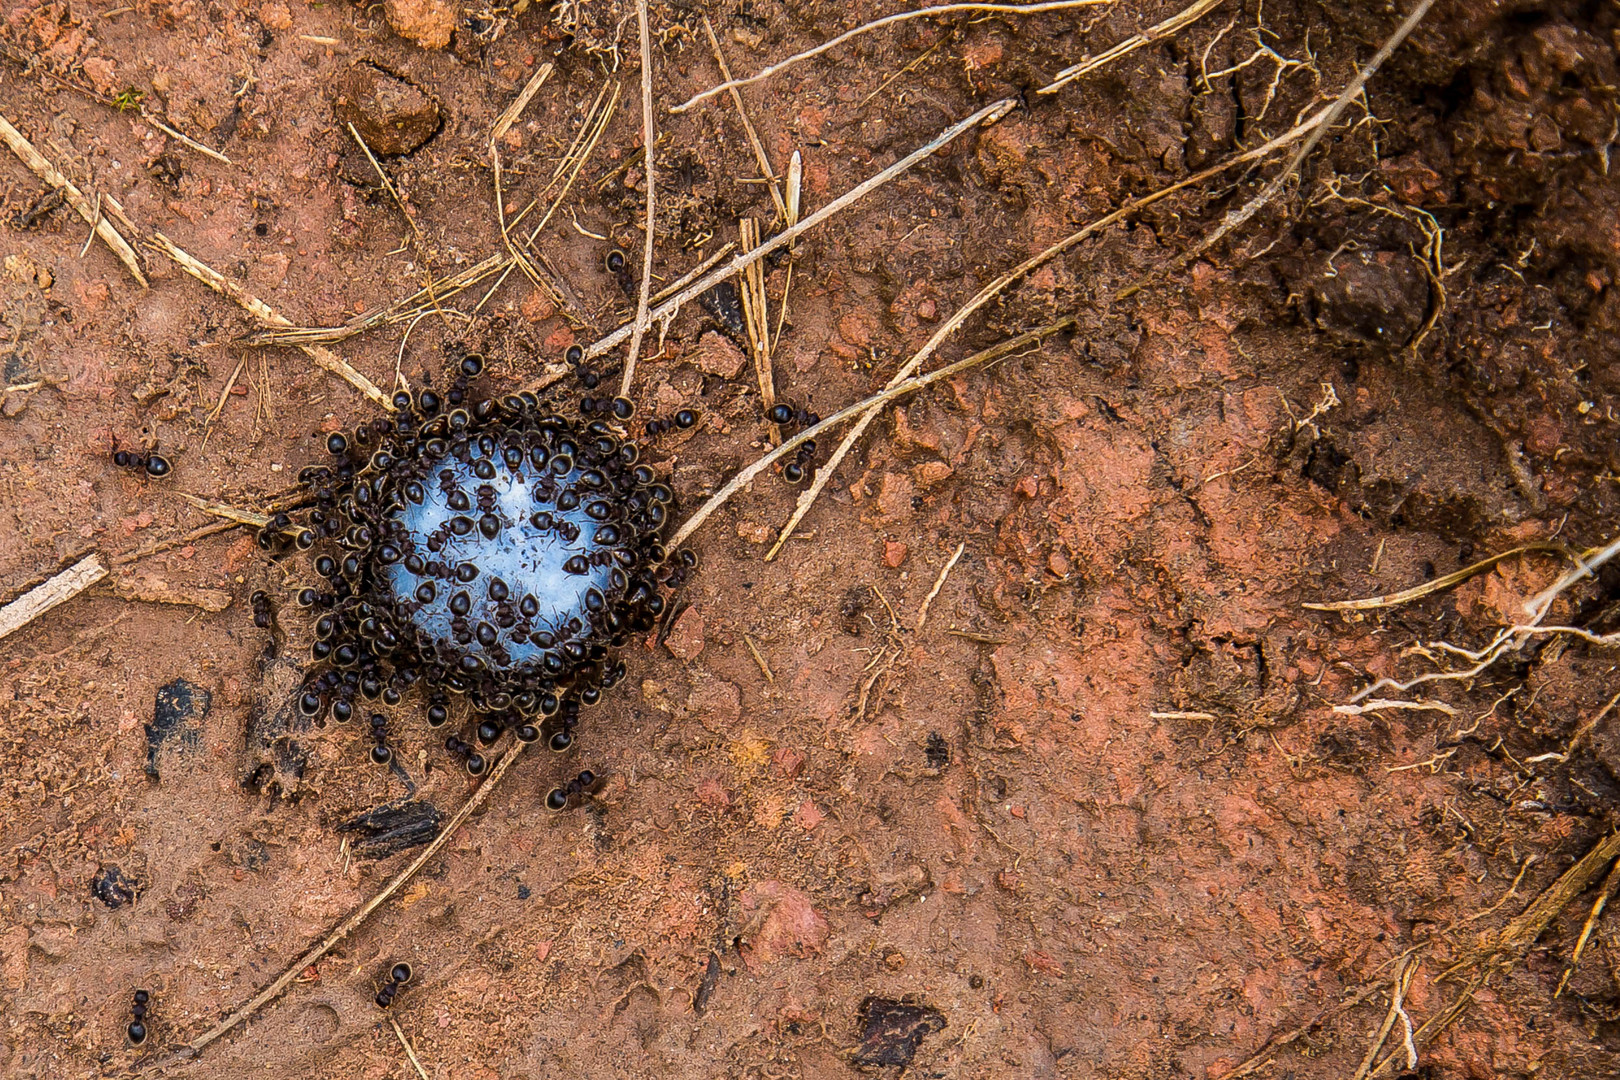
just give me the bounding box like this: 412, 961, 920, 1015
604, 248, 635, 297
545, 769, 599, 811
643, 409, 700, 438
767, 403, 820, 483
374, 962, 413, 1008
111, 438, 172, 478
127, 988, 151, 1045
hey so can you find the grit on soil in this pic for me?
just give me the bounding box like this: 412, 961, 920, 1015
2, 1, 1620, 1078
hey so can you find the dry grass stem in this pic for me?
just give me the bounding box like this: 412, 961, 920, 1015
389, 1018, 430, 1080
1303, 542, 1568, 612
1174, 0, 1437, 269
142, 111, 233, 165
619, 0, 658, 399
201, 355, 248, 448
671, 0, 1111, 113
521, 82, 621, 257
1480, 830, 1620, 963
177, 492, 271, 528
764, 102, 1337, 559
0, 113, 147, 285
0, 554, 108, 645
668, 316, 1073, 550
859, 42, 942, 110
491, 62, 555, 141
491, 68, 556, 306
651, 241, 736, 304
1465, 857, 1536, 924
110, 520, 245, 568
1555, 855, 1620, 997
1039, 0, 1225, 94
1525, 531, 1620, 621
785, 150, 802, 228
946, 629, 1007, 644
1332, 698, 1459, 718
915, 542, 966, 631
743, 633, 775, 683
149, 232, 394, 410
1354, 952, 1419, 1080
737, 217, 778, 440
1350, 954, 1417, 1080
1541, 688, 1620, 765
1150, 710, 1219, 721
703, 15, 788, 223
1366, 972, 1485, 1079
348, 122, 420, 240
574, 97, 1016, 374
253, 254, 509, 347
145, 743, 530, 1070
1359, 833, 1620, 1078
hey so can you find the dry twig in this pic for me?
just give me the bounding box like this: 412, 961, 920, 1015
569, 97, 1016, 375
144, 743, 530, 1070
1174, 0, 1438, 269
702, 15, 787, 222
672, 0, 1110, 113
1303, 542, 1569, 612
743, 633, 775, 684
141, 110, 233, 165
652, 241, 736, 304
764, 100, 1340, 559
348, 122, 420, 240
110, 574, 232, 613
0, 113, 147, 285
0, 554, 108, 645
668, 317, 1074, 549
176, 492, 271, 528
916, 542, 966, 632
619, 0, 658, 399
491, 62, 555, 142
1039, 0, 1225, 95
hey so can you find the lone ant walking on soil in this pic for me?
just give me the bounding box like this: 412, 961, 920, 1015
111, 437, 172, 478
127, 988, 152, 1046
373, 962, 413, 1009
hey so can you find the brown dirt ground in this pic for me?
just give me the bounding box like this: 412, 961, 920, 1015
3, 1, 1620, 1078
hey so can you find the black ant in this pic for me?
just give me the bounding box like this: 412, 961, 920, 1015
643, 409, 699, 438
545, 769, 599, 811
604, 248, 635, 297
767, 403, 820, 483
444, 734, 488, 777
127, 988, 151, 1045
250, 590, 277, 630
111, 439, 172, 478
373, 962, 413, 1009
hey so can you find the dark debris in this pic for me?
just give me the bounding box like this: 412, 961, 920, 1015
852, 996, 946, 1069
